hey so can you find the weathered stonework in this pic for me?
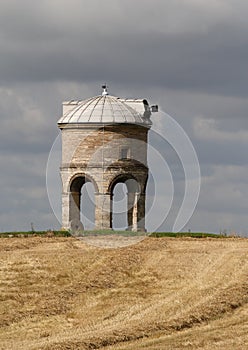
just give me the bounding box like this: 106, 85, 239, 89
58, 91, 154, 232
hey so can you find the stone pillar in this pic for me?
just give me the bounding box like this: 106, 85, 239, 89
69, 191, 84, 231
127, 192, 134, 230
70, 191, 80, 222
127, 192, 136, 231
95, 193, 111, 230
136, 193, 146, 232
127, 192, 146, 232
62, 192, 70, 230
62, 191, 84, 232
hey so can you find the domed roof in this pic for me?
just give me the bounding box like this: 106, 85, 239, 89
58, 88, 152, 126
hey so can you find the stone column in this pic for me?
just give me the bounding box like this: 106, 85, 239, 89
136, 193, 146, 232
95, 193, 111, 230
127, 192, 146, 232
70, 191, 80, 220
62, 192, 70, 230
62, 191, 84, 231
69, 191, 84, 231
127, 192, 136, 231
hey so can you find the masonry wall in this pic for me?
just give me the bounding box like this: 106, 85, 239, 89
59, 124, 150, 231
61, 125, 148, 166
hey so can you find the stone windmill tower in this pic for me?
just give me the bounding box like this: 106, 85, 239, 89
57, 86, 157, 232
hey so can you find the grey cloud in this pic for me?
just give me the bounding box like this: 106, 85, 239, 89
0, 0, 247, 233
0, 151, 59, 232
1, 29, 248, 97
194, 141, 248, 168
1, 1, 248, 97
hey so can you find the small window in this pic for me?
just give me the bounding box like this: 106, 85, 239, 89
120, 147, 130, 159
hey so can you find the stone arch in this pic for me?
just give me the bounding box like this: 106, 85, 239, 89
106, 159, 148, 194
68, 173, 99, 194
107, 173, 140, 194
108, 173, 145, 231
68, 173, 98, 232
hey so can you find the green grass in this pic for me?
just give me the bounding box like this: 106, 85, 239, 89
78, 230, 227, 238
0, 230, 230, 239
0, 230, 71, 238
149, 232, 226, 238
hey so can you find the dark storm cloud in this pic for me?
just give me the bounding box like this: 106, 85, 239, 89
1, 28, 248, 98
1, 1, 248, 97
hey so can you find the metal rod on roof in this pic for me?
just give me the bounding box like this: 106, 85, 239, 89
102, 84, 109, 96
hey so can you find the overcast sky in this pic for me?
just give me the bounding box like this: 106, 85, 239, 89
0, 0, 247, 235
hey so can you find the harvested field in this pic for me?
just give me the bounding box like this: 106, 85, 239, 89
0, 236, 247, 350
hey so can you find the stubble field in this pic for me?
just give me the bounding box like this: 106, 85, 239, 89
0, 236, 247, 349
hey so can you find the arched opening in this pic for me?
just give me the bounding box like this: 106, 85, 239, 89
80, 182, 95, 230
110, 176, 140, 231
112, 183, 128, 230
69, 175, 96, 231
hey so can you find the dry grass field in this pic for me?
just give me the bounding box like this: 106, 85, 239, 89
0, 236, 247, 350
